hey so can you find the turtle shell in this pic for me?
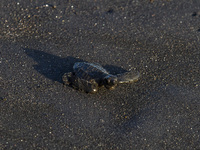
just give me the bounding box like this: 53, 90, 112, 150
73, 62, 110, 85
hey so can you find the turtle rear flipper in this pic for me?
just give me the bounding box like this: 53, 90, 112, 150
117, 71, 140, 83
76, 78, 98, 93
63, 72, 98, 93
62, 72, 74, 85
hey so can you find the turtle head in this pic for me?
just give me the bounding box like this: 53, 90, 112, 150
103, 75, 118, 90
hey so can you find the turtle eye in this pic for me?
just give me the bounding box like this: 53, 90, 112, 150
111, 78, 117, 85
107, 78, 111, 84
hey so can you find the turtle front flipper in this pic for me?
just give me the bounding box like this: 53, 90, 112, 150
116, 71, 140, 83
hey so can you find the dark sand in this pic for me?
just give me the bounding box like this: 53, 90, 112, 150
1, 0, 200, 149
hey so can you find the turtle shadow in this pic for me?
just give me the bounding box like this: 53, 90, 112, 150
24, 48, 128, 83
24, 48, 84, 83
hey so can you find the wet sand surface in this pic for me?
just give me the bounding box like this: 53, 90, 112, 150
1, 0, 200, 149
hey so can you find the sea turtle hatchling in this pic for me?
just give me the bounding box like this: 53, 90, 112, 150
62, 62, 140, 93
